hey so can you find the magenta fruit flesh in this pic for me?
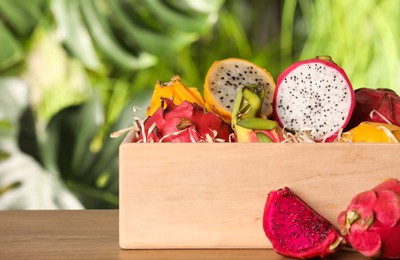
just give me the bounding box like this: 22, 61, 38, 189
263, 187, 343, 259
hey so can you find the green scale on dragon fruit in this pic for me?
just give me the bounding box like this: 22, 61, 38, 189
273, 56, 355, 142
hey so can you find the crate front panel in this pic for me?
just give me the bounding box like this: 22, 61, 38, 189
119, 143, 400, 249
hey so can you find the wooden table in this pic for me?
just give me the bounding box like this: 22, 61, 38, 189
0, 210, 368, 259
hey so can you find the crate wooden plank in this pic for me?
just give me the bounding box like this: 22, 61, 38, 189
119, 142, 400, 249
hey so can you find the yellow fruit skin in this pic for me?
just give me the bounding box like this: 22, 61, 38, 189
204, 58, 275, 124
342, 121, 400, 143
146, 75, 205, 117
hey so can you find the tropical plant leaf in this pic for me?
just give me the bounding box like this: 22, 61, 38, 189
49, 0, 222, 71
0, 22, 23, 70
0, 0, 46, 71
107, 0, 197, 57
51, 0, 104, 72
143, 0, 217, 33
79, 0, 157, 71
0, 77, 83, 209
39, 93, 123, 208
0, 0, 41, 37
0, 147, 83, 210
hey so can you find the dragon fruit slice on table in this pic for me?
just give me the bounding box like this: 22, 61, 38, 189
131, 98, 232, 143
346, 88, 400, 130
273, 56, 355, 142
337, 178, 400, 259
263, 187, 344, 259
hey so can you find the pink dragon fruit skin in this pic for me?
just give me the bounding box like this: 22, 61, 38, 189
273, 57, 355, 142
337, 178, 400, 259
346, 88, 400, 130
133, 99, 231, 143
263, 187, 344, 259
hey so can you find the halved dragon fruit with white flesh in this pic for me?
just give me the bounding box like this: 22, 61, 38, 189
204, 58, 276, 123
273, 56, 355, 142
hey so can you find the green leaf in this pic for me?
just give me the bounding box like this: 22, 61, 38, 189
170, 0, 224, 14
143, 0, 213, 33
41, 94, 104, 178
79, 0, 157, 70
0, 147, 83, 209
0, 79, 82, 209
0, 22, 23, 70
0, 0, 34, 37
108, 0, 198, 56
51, 0, 104, 72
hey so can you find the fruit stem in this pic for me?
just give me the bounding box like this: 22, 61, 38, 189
316, 55, 333, 62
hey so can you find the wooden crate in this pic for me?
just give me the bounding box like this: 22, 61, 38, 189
119, 139, 400, 249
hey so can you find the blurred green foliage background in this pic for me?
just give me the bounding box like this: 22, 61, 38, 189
0, 0, 399, 209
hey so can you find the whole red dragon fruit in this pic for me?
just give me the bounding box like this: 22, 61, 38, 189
337, 178, 400, 259
346, 88, 400, 130
273, 56, 355, 142
263, 187, 344, 259
132, 99, 231, 143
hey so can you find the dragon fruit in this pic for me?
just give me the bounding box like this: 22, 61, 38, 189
263, 187, 344, 259
337, 178, 400, 259
231, 84, 284, 142
146, 75, 205, 117
204, 58, 276, 123
346, 88, 400, 130
131, 98, 231, 143
341, 121, 400, 143
273, 56, 355, 142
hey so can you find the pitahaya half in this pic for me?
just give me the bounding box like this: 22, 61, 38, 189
204, 58, 276, 123
345, 88, 400, 130
337, 178, 400, 259
273, 56, 355, 142
263, 187, 344, 259
131, 99, 232, 143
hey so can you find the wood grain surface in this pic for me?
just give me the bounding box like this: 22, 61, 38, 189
0, 210, 369, 259
119, 142, 400, 249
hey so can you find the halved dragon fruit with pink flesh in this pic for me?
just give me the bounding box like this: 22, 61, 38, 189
263, 187, 344, 259
338, 178, 400, 259
345, 88, 400, 130
273, 56, 355, 142
131, 99, 232, 143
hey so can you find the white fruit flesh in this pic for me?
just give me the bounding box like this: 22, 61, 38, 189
275, 62, 353, 141
207, 59, 275, 117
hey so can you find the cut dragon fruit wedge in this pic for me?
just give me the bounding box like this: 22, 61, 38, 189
263, 187, 344, 259
273, 56, 355, 142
